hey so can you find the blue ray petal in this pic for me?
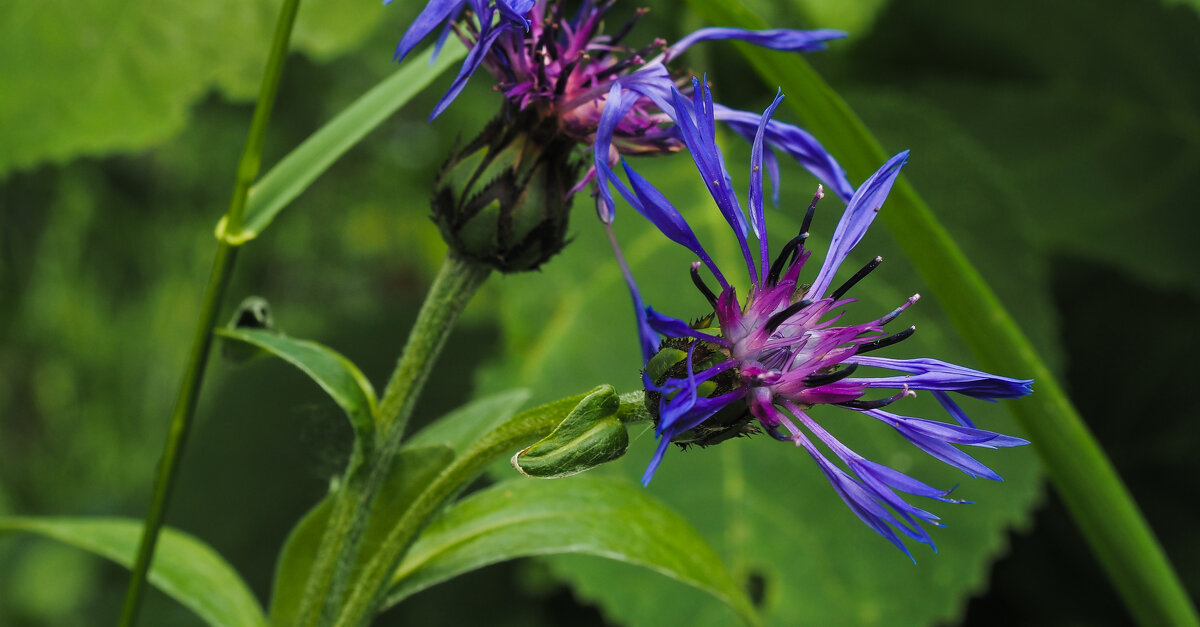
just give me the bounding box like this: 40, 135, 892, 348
809, 151, 908, 298
661, 27, 846, 63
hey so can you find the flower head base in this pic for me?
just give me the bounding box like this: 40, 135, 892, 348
432, 105, 581, 272
603, 81, 1034, 557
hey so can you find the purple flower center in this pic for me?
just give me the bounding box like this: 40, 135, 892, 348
607, 81, 1034, 557
464, 3, 681, 155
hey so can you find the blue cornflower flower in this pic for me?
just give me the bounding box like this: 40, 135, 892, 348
389, 0, 854, 204
597, 78, 1035, 557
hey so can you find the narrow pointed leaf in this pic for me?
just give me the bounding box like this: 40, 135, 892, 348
217, 327, 377, 437
384, 477, 760, 625
216, 39, 468, 243
0, 517, 265, 627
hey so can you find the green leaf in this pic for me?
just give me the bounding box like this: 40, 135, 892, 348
0, 517, 265, 627
511, 385, 629, 479
217, 327, 378, 437
406, 388, 532, 454
1166, 0, 1200, 14
218, 39, 468, 243
841, 0, 1200, 297
476, 126, 1044, 625
736, 0, 887, 33
385, 477, 759, 625
270, 499, 332, 626
0, 0, 382, 176
268, 444, 455, 625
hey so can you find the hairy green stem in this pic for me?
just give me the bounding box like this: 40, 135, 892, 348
117, 1, 301, 625
298, 253, 491, 626
375, 254, 493, 437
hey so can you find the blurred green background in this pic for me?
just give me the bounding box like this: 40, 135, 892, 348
1, 0, 1198, 625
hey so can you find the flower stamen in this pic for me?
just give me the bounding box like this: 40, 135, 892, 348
799, 185, 823, 242
878, 293, 920, 326
765, 299, 814, 333
802, 363, 860, 387
830, 256, 883, 300
690, 262, 719, 308
766, 232, 808, 285
855, 325, 916, 355
835, 387, 915, 410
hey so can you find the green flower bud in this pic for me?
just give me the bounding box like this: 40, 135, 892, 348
512, 385, 629, 479
432, 107, 582, 273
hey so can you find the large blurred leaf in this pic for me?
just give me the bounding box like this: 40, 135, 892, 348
384, 477, 759, 625
840, 0, 1200, 296
476, 132, 1045, 625
0, 517, 265, 627
738, 0, 888, 33
796, 0, 888, 33
0, 0, 381, 176
269, 444, 454, 625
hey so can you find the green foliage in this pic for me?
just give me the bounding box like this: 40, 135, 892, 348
739, 0, 888, 33
0, 517, 265, 627
385, 476, 759, 625
277, 385, 751, 626
225, 40, 467, 243
217, 327, 378, 438
271, 499, 332, 626
3, 0, 1198, 625
844, 0, 1200, 297
268, 444, 454, 625
1166, 0, 1200, 13
0, 0, 381, 177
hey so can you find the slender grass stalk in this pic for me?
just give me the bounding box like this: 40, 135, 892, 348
297, 253, 491, 626
682, 2, 1199, 625
117, 1, 301, 624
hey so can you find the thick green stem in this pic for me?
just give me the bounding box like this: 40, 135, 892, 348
117, 1, 301, 625
298, 253, 491, 626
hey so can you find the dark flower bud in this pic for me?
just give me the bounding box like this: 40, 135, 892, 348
432, 107, 582, 273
